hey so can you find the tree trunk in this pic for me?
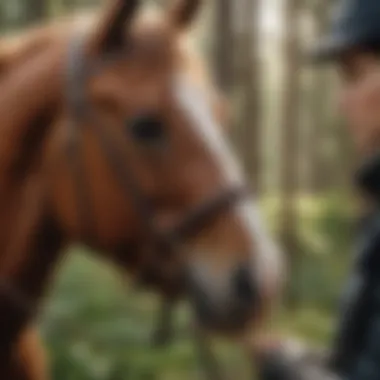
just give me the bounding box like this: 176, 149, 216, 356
213, 0, 234, 94
280, 0, 301, 308
308, 2, 329, 193
0, 2, 5, 32
241, 0, 261, 194
213, 0, 238, 152
24, 0, 49, 25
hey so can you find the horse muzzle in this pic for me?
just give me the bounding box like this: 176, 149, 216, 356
186, 261, 262, 332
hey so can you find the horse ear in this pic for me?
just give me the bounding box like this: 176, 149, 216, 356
169, 0, 202, 30
87, 0, 140, 54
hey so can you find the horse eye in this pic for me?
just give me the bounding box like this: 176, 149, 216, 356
129, 115, 166, 145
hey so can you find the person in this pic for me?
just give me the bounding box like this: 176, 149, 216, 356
311, 0, 380, 379
258, 1, 380, 379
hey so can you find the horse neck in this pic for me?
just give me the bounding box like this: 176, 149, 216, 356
0, 39, 66, 194
0, 169, 65, 350
0, 35, 69, 348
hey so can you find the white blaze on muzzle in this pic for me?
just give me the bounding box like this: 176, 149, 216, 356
173, 74, 285, 299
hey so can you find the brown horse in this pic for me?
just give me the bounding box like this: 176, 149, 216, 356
0, 0, 284, 378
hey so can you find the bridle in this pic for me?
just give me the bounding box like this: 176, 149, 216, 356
64, 34, 247, 379
0, 31, 246, 329
65, 33, 247, 263
0, 29, 249, 380
0, 26, 246, 364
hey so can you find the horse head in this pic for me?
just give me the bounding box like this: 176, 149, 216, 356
45, 0, 284, 336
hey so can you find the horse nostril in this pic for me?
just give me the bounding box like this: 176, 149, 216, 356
234, 265, 256, 303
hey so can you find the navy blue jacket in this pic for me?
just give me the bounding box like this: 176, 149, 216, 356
329, 155, 380, 380
257, 154, 380, 380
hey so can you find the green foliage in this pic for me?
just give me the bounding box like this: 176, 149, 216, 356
40, 252, 251, 379
261, 192, 354, 310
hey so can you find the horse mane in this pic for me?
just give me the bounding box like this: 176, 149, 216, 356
0, 11, 94, 74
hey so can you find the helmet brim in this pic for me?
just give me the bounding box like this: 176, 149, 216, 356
307, 34, 356, 64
